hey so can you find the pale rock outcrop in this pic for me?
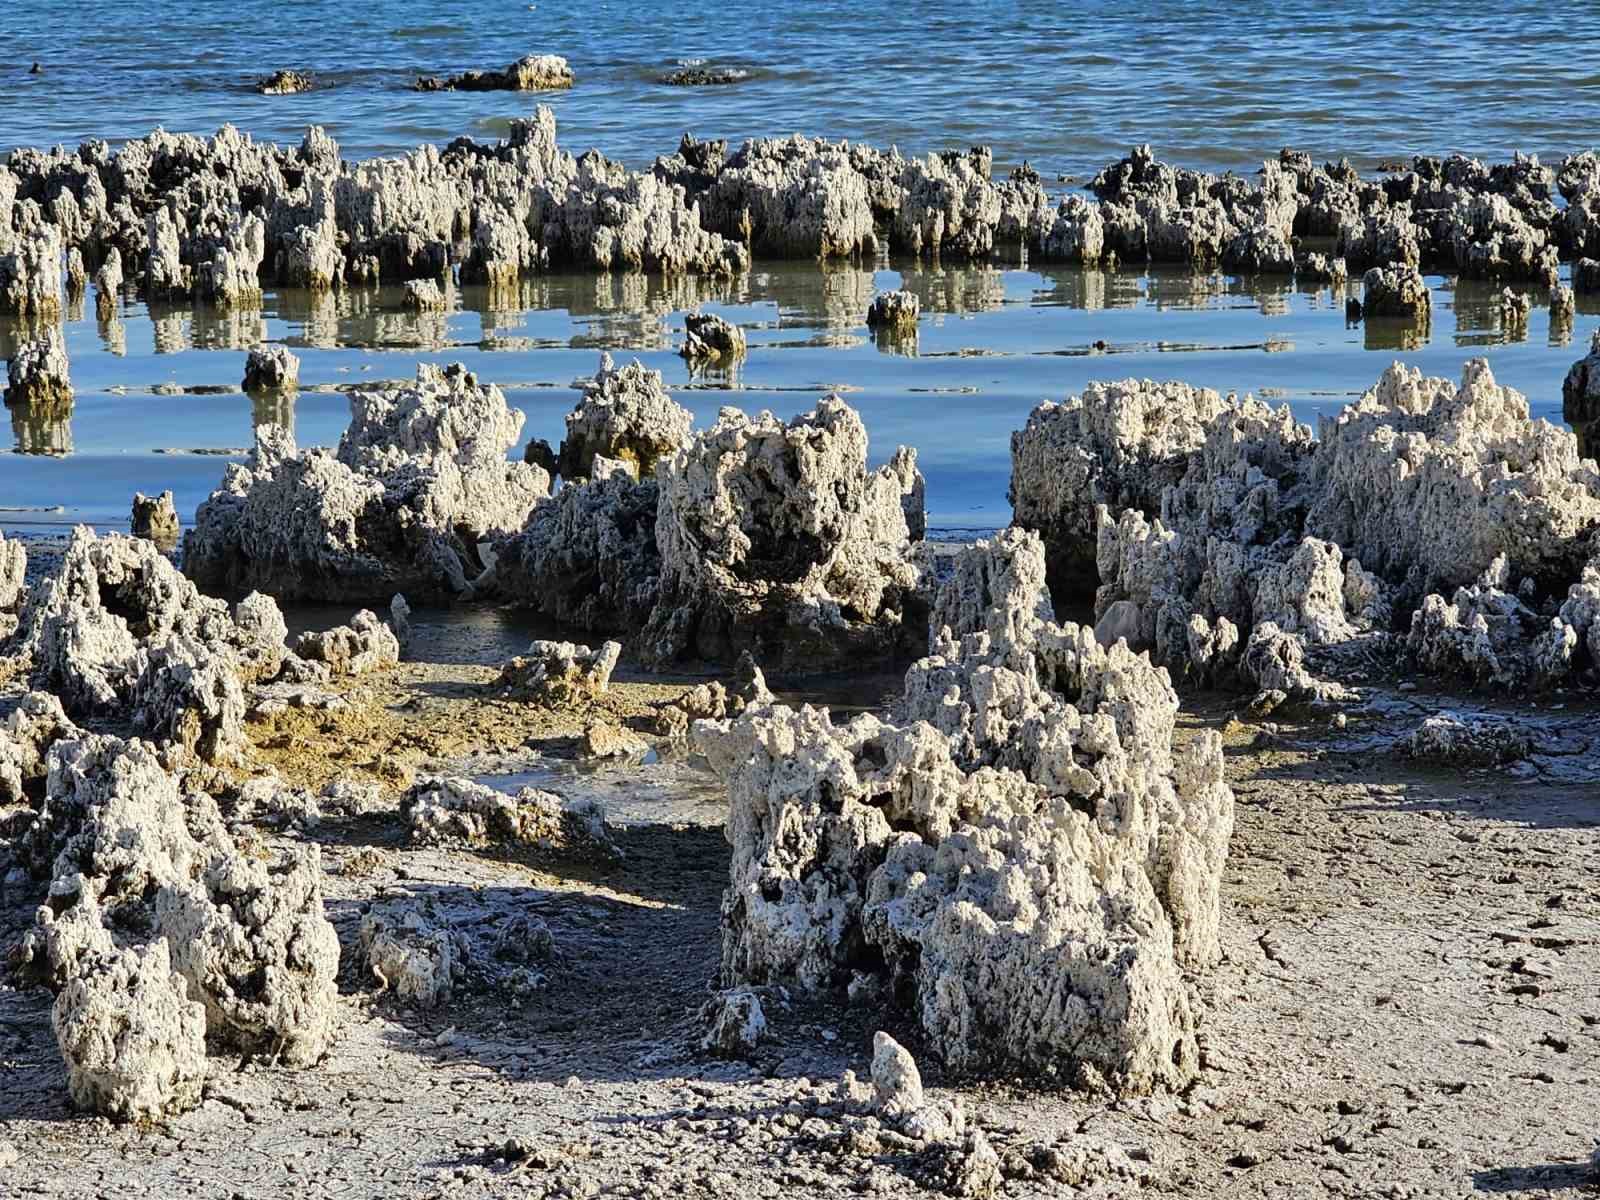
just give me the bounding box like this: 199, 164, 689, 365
641, 395, 924, 671
653, 651, 773, 738
0, 530, 26, 634
185, 363, 546, 603
681, 311, 746, 361
1407, 562, 1576, 689
700, 987, 768, 1056
1360, 265, 1430, 318
695, 530, 1233, 1091
0, 692, 79, 807
0, 220, 64, 316
130, 489, 180, 547
51, 939, 208, 1121
555, 354, 692, 481
5, 329, 72, 409
494, 639, 620, 703
866, 289, 919, 334
403, 278, 447, 312
359, 905, 467, 1008
699, 135, 877, 258
401, 776, 618, 858
1406, 712, 1533, 766
294, 609, 400, 676
1010, 377, 1231, 600
242, 345, 300, 392
415, 54, 574, 93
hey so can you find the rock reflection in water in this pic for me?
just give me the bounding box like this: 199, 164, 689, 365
10, 400, 73, 455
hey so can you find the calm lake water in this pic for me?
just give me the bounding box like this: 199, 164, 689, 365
0, 264, 1588, 538
2, 1, 1597, 543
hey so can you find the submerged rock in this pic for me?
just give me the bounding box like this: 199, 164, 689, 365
866, 289, 920, 334
5, 329, 72, 409
1361, 264, 1430, 317
242, 345, 300, 392
186, 362, 546, 603
640, 394, 925, 672
696, 530, 1233, 1091
415, 55, 574, 93
681, 311, 746, 361
255, 69, 314, 95
130, 490, 180, 548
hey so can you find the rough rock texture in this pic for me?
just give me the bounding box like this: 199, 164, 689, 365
695, 530, 1233, 1090
866, 290, 919, 334
359, 905, 466, 1008
1360, 265, 1430, 318
294, 609, 400, 676
494, 639, 620, 703
130, 490, 180, 548
556, 354, 692, 482
1405, 712, 1533, 766
403, 278, 447, 311
1562, 328, 1600, 458
18, 529, 286, 760
0, 222, 64, 317
51, 939, 207, 1122
22, 735, 339, 1116
640, 395, 925, 671
486, 457, 659, 631
242, 346, 300, 392
0, 692, 79, 806
185, 363, 547, 603
652, 650, 773, 738
700, 988, 768, 1056
0, 530, 25, 630
256, 69, 314, 95
681, 311, 746, 361
1009, 377, 1231, 600
401, 776, 618, 858
5, 329, 72, 409
415, 55, 573, 93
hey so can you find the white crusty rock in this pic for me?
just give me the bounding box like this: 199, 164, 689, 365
1405, 712, 1534, 766
640, 395, 925, 671
403, 278, 447, 311
360, 905, 467, 1008
865, 289, 919, 334
294, 609, 401, 676
0, 530, 24, 633
0, 221, 64, 317
51, 939, 208, 1121
695, 530, 1233, 1091
416, 54, 574, 93
242, 345, 300, 392
681, 311, 746, 361
653, 650, 773, 738
18, 530, 285, 758
1360, 264, 1430, 318
0, 692, 79, 806
401, 775, 618, 857
494, 639, 621, 703
5, 329, 72, 409
130, 489, 180, 547
1562, 328, 1600, 458
1010, 377, 1232, 599
556, 354, 692, 481
1406, 560, 1576, 689
700, 987, 768, 1056
185, 363, 547, 603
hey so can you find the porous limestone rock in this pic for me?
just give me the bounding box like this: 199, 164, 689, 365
256, 69, 314, 95
653, 651, 773, 738
401, 776, 618, 857
132, 634, 248, 766
415, 54, 573, 93
185, 363, 547, 603
700, 988, 768, 1056
1405, 712, 1533, 766
494, 639, 621, 703
1407, 562, 1576, 689
1360, 265, 1430, 318
0, 692, 79, 806
242, 345, 300, 392
695, 530, 1233, 1091
0, 221, 64, 317
485, 458, 659, 630
0, 530, 25, 625
130, 490, 180, 547
1010, 377, 1231, 601
51, 939, 208, 1121
866, 289, 919, 334
294, 609, 400, 676
681, 311, 746, 361
641, 395, 924, 671
556, 354, 692, 481
5, 329, 72, 409
359, 905, 467, 1008
580, 720, 649, 759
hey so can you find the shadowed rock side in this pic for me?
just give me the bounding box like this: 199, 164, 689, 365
1014, 357, 1600, 700
184, 362, 547, 604
695, 529, 1233, 1091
